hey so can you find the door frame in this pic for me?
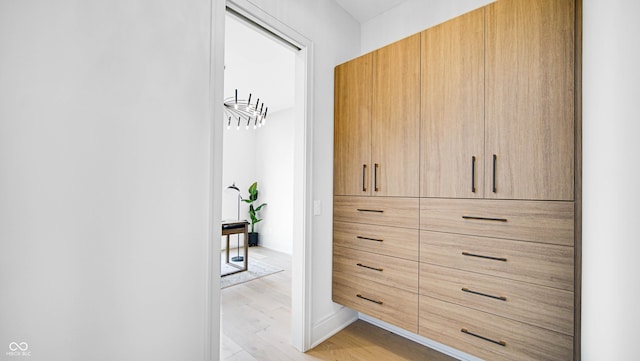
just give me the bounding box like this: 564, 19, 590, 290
208, 0, 315, 356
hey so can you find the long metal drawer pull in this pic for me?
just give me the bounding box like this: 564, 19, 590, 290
471, 156, 476, 193
461, 328, 506, 347
462, 215, 507, 222
462, 288, 507, 301
356, 294, 383, 305
356, 263, 383, 272
356, 236, 384, 242
362, 164, 367, 192
462, 251, 507, 262
374, 163, 379, 192
357, 208, 384, 213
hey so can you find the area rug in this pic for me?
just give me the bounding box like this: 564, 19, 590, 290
221, 258, 283, 289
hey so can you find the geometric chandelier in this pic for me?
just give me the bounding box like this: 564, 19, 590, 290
223, 89, 269, 130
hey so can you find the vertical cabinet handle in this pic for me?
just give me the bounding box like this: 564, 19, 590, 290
362, 164, 367, 192
471, 156, 476, 193
492, 154, 497, 193
374, 163, 379, 192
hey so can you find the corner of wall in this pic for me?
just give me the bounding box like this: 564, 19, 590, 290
309, 305, 358, 349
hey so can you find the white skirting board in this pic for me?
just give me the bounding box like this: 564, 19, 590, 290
309, 305, 359, 349
358, 313, 484, 361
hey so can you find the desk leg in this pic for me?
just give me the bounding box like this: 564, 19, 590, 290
243, 227, 248, 271
226, 235, 230, 263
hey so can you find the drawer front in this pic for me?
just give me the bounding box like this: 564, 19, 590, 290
334, 221, 419, 261
421, 198, 574, 246
421, 231, 574, 291
420, 263, 573, 335
334, 196, 419, 229
419, 296, 573, 361
333, 273, 418, 333
334, 246, 418, 293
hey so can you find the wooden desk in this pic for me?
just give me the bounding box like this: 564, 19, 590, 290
221, 220, 249, 276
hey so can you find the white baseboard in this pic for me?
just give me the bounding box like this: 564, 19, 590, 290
358, 313, 484, 361
309, 305, 358, 349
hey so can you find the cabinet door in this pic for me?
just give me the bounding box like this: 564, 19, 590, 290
485, 0, 575, 201
421, 9, 485, 198
334, 54, 372, 196
372, 34, 421, 197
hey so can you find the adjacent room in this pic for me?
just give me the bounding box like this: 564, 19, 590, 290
219, 11, 299, 360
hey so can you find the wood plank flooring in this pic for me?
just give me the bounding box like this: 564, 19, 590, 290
221, 247, 456, 361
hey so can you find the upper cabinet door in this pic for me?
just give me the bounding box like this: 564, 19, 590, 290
334, 54, 373, 196
485, 0, 575, 201
421, 8, 485, 198
372, 34, 421, 197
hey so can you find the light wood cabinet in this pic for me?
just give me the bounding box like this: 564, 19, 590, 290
333, 196, 419, 229
333, 1, 580, 359
420, 296, 573, 361
332, 194, 420, 331
421, 0, 575, 201
372, 33, 421, 197
334, 34, 420, 197
421, 263, 574, 335
333, 53, 372, 196
333, 221, 419, 261
420, 230, 575, 291
333, 272, 419, 333
420, 198, 575, 246
485, 0, 575, 201
334, 247, 418, 293
421, 8, 485, 198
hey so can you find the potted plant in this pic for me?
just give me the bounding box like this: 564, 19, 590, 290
242, 181, 266, 246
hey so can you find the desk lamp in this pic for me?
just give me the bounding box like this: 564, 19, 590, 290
226, 182, 244, 262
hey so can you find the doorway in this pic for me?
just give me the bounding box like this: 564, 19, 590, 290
219, 0, 313, 353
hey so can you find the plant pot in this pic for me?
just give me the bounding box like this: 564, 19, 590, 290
248, 232, 259, 247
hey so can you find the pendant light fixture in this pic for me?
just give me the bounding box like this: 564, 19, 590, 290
223, 89, 269, 130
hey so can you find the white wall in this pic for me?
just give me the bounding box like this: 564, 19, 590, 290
361, 0, 494, 53
222, 126, 257, 222
256, 108, 295, 254
0, 0, 217, 360
221, 126, 257, 252
582, 0, 640, 359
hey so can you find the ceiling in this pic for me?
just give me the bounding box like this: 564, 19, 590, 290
334, 0, 407, 23
224, 14, 295, 115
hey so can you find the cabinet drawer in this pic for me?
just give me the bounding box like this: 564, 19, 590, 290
421, 198, 574, 246
420, 263, 573, 335
333, 221, 419, 261
334, 246, 418, 293
333, 273, 418, 333
421, 231, 573, 291
419, 296, 573, 361
334, 196, 419, 229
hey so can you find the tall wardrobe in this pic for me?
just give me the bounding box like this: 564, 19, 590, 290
332, 0, 582, 360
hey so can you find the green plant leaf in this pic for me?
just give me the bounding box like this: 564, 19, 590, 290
243, 181, 266, 232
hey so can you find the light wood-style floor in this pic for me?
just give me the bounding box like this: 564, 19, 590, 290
221, 247, 456, 361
